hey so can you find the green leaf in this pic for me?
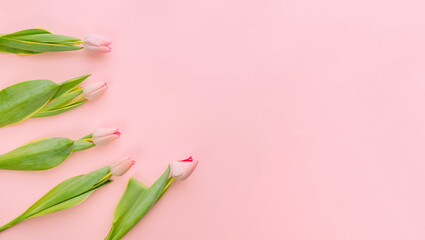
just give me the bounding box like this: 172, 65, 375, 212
73, 139, 95, 152
0, 80, 59, 127
52, 74, 91, 100
0, 137, 74, 170
79, 133, 93, 140
0, 37, 82, 52
0, 167, 111, 232
105, 166, 171, 240
0, 29, 82, 54
23, 167, 111, 218
1, 29, 51, 37
31, 100, 86, 118
12, 34, 81, 43
30, 191, 93, 218
30, 179, 112, 218
157, 177, 175, 202
42, 89, 83, 111
0, 44, 41, 54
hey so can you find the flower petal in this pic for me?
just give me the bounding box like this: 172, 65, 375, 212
170, 157, 198, 180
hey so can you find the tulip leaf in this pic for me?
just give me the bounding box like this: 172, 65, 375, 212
31, 179, 112, 218
30, 191, 93, 218
157, 177, 175, 202
105, 166, 170, 240
31, 100, 87, 118
73, 139, 95, 152
0, 80, 59, 127
0, 37, 82, 52
27, 167, 111, 213
0, 29, 83, 54
43, 89, 83, 111
0, 167, 112, 232
0, 137, 74, 171
12, 34, 81, 43
1, 29, 52, 37
79, 133, 93, 140
0, 45, 41, 54
52, 74, 90, 100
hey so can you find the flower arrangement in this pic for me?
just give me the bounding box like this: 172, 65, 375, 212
0, 27, 199, 238
105, 157, 198, 240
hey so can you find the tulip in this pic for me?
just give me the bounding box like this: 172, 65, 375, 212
83, 33, 112, 54
0, 161, 133, 232
170, 156, 198, 180
83, 82, 107, 101
105, 158, 197, 240
110, 157, 136, 176
92, 128, 121, 145
1, 75, 93, 126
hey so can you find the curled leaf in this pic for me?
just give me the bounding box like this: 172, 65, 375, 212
105, 166, 171, 240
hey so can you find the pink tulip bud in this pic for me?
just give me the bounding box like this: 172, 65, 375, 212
83, 33, 112, 54
110, 157, 135, 176
83, 82, 107, 101
92, 128, 120, 145
170, 156, 198, 180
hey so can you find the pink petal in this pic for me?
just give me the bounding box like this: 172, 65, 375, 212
83, 33, 112, 46
84, 45, 111, 54
110, 157, 135, 176
92, 128, 120, 145
170, 157, 198, 180
83, 82, 107, 101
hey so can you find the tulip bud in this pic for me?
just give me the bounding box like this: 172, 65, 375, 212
83, 33, 112, 54
92, 128, 120, 145
110, 157, 135, 176
83, 82, 107, 101
170, 156, 198, 180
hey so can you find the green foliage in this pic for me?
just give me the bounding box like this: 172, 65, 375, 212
0, 167, 112, 232
0, 75, 90, 127
0, 28, 82, 54
73, 139, 95, 152
0, 137, 74, 170
0, 80, 59, 127
31, 101, 87, 118
105, 166, 171, 240
0, 133, 95, 171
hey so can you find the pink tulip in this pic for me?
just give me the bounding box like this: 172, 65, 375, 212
92, 128, 120, 145
83, 82, 107, 101
170, 156, 198, 180
83, 33, 112, 54
110, 157, 135, 176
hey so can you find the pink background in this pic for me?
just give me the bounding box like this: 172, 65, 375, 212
1, 0, 425, 239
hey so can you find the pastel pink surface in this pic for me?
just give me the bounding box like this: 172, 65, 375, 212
1, 0, 425, 239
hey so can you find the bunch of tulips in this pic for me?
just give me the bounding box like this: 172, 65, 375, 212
0, 28, 198, 240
